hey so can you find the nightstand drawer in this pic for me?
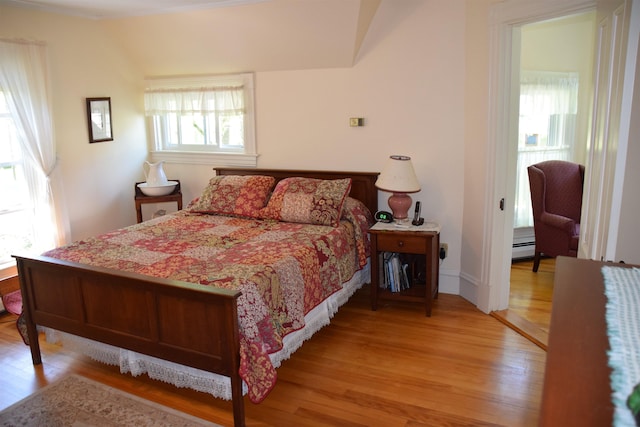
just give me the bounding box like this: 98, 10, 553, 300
376, 233, 425, 254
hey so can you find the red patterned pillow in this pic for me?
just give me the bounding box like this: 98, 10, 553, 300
188, 175, 275, 217
259, 177, 352, 227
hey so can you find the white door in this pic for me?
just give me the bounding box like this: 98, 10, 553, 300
579, 0, 630, 261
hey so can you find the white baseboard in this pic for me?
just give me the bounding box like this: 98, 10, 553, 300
438, 268, 460, 295
512, 227, 535, 259
512, 243, 535, 259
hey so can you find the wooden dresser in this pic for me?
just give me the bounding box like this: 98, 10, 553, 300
540, 256, 638, 426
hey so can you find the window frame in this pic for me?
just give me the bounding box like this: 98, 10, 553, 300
145, 73, 258, 167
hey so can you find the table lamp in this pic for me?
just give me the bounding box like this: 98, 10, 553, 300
375, 155, 421, 221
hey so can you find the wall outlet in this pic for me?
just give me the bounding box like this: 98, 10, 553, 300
439, 243, 448, 260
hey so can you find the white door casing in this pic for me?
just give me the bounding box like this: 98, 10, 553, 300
479, 0, 631, 313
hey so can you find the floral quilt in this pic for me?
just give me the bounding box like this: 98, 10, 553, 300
43, 199, 373, 403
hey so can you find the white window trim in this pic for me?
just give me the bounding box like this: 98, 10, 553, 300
149, 150, 258, 166
145, 73, 257, 166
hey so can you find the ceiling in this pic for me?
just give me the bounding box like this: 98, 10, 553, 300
1, 0, 270, 19
1, 0, 382, 73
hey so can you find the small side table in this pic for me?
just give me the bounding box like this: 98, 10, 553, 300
368, 221, 440, 316
134, 180, 183, 223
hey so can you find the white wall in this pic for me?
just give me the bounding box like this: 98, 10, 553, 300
0, 0, 490, 299
459, 0, 495, 303
146, 1, 470, 295
612, 0, 640, 264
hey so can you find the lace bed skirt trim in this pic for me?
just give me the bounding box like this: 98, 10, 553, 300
44, 262, 369, 401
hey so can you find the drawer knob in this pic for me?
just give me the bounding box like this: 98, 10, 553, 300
397, 240, 404, 247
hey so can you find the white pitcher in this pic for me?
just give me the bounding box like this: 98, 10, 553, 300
143, 161, 168, 186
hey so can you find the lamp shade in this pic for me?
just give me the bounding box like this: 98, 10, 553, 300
375, 155, 420, 193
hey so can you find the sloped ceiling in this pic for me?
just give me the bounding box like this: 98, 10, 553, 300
3, 0, 382, 74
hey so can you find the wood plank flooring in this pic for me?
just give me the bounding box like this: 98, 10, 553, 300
0, 286, 546, 426
493, 258, 555, 350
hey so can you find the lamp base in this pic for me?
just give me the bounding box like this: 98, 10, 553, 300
388, 193, 412, 220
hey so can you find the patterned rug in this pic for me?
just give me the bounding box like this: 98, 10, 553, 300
0, 375, 223, 426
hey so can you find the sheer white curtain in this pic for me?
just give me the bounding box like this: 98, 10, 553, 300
514, 71, 579, 228
0, 39, 70, 253
144, 86, 245, 116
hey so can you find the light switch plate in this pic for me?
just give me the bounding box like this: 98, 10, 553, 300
350, 117, 363, 127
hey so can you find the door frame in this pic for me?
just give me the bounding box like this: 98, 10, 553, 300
479, 0, 596, 313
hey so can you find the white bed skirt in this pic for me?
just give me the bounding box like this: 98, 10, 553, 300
44, 262, 370, 400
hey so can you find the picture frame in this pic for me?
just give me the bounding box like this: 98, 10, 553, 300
86, 97, 113, 143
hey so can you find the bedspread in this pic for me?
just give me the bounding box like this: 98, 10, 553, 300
43, 207, 371, 402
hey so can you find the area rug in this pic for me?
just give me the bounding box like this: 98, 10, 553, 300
0, 375, 223, 426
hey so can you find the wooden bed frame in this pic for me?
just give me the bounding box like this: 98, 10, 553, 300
14, 168, 379, 427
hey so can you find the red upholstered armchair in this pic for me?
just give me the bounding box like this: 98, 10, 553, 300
527, 160, 585, 272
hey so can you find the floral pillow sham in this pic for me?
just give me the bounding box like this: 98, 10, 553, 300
188, 175, 275, 218
259, 177, 352, 227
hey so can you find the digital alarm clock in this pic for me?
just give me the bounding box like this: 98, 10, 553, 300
374, 210, 393, 223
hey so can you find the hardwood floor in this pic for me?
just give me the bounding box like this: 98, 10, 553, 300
0, 287, 546, 427
492, 258, 555, 350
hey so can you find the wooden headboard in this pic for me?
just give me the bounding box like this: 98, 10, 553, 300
214, 168, 380, 215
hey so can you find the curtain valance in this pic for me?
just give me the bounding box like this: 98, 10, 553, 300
144, 85, 245, 116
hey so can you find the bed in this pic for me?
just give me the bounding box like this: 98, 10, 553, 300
14, 168, 379, 427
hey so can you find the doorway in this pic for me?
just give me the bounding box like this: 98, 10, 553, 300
478, 0, 599, 314
481, 0, 634, 316
495, 12, 596, 343
511, 12, 595, 261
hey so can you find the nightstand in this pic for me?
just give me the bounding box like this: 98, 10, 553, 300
134, 180, 183, 223
368, 222, 440, 316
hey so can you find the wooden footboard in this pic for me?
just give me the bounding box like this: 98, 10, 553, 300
14, 255, 245, 426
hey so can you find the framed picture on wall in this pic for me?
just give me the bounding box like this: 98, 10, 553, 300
86, 97, 113, 143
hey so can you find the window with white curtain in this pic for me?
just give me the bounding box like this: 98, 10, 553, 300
0, 39, 69, 275
513, 71, 579, 228
145, 73, 257, 166
0, 89, 34, 267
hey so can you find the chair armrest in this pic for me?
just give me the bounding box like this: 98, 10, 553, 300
540, 212, 576, 234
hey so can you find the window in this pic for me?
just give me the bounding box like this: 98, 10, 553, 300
0, 90, 34, 268
514, 71, 579, 229
518, 71, 578, 152
0, 39, 67, 277
145, 73, 257, 166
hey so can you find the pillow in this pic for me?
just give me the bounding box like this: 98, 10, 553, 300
341, 197, 375, 225
188, 175, 275, 218
341, 197, 375, 267
259, 177, 352, 227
